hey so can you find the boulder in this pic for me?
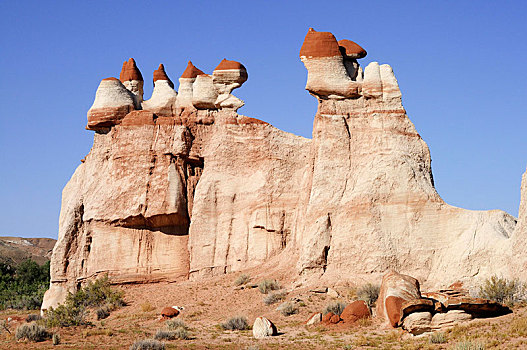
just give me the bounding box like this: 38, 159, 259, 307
252, 317, 277, 338
430, 310, 472, 329
160, 307, 179, 319
401, 312, 432, 335
340, 300, 370, 323
377, 271, 421, 327
327, 288, 339, 298
322, 312, 340, 325
306, 312, 322, 325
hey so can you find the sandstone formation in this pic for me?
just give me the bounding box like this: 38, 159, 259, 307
142, 64, 177, 117
252, 317, 277, 338
305, 312, 322, 325
377, 271, 510, 335
43, 28, 525, 311
120, 58, 144, 109
86, 78, 135, 130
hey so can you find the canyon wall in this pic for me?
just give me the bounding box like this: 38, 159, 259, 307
42, 28, 524, 310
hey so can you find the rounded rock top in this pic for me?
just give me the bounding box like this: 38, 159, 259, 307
338, 39, 367, 59
181, 61, 206, 79
153, 64, 174, 88
214, 58, 247, 71
120, 58, 143, 82
299, 28, 342, 58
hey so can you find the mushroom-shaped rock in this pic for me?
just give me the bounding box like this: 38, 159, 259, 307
120, 58, 144, 109
142, 64, 177, 117
212, 59, 248, 94
176, 61, 206, 111
252, 317, 277, 338
340, 300, 370, 323
376, 271, 421, 328
160, 306, 179, 319
87, 77, 135, 131
192, 74, 218, 110
299, 28, 359, 98
338, 39, 366, 80
338, 39, 367, 59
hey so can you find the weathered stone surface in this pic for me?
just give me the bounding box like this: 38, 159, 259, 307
142, 64, 177, 117
192, 75, 218, 109
120, 58, 144, 108
402, 312, 432, 335
86, 78, 135, 131
306, 312, 322, 325
340, 300, 370, 323
43, 28, 524, 312
338, 39, 367, 59
377, 271, 421, 327
400, 298, 434, 322
252, 317, 277, 338
430, 310, 472, 329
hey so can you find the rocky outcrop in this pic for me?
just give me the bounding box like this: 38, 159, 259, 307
43, 28, 524, 311
377, 271, 421, 327
340, 300, 370, 323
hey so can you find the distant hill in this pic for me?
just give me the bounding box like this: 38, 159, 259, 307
0, 236, 56, 266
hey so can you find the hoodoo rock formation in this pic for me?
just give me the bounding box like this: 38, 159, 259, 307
42, 28, 525, 311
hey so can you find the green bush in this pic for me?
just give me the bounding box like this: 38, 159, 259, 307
96, 306, 110, 320
129, 339, 165, 350
221, 316, 249, 330
0, 259, 50, 310
44, 274, 125, 327
479, 276, 524, 305
234, 274, 251, 286
154, 328, 189, 340
15, 322, 50, 342
357, 283, 380, 307
323, 301, 347, 316
258, 279, 280, 294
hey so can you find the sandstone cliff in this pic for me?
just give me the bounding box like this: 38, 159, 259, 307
42, 28, 524, 310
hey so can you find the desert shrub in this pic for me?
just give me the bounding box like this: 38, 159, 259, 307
130, 339, 165, 350
453, 339, 486, 350
141, 302, 155, 312
429, 331, 447, 344
357, 283, 380, 307
52, 333, 60, 345
323, 301, 347, 316
258, 279, 280, 294
15, 322, 50, 342
0, 259, 50, 310
279, 302, 298, 316
263, 291, 286, 305
154, 330, 175, 340
234, 274, 251, 286
166, 319, 188, 331
96, 305, 110, 320
44, 274, 125, 327
221, 316, 250, 330
478, 276, 524, 305
26, 313, 42, 322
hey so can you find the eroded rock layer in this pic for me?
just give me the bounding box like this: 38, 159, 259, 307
43, 28, 524, 311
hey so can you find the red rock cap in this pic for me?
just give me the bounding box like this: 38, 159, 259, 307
153, 64, 174, 88
214, 58, 247, 71
120, 58, 143, 82
102, 77, 120, 82
338, 39, 367, 59
181, 61, 206, 79
299, 28, 342, 58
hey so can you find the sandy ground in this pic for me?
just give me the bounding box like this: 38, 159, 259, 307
1, 271, 527, 349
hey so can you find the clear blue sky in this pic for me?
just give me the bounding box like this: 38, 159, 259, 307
1, 1, 526, 239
